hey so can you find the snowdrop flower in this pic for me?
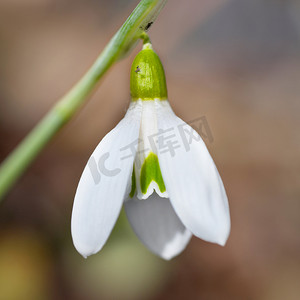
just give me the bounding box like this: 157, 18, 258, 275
71, 42, 230, 260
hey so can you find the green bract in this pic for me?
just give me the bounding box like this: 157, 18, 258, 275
130, 43, 168, 101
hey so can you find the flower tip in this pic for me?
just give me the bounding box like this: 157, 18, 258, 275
72, 239, 102, 259
76, 247, 97, 259
161, 255, 173, 261
217, 237, 228, 247
161, 251, 185, 261
159, 250, 177, 261
158, 237, 191, 261
215, 226, 231, 247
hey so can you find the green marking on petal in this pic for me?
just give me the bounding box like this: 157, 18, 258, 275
129, 165, 136, 198
140, 152, 166, 194
130, 43, 168, 101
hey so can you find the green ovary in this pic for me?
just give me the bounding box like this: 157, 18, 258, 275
140, 152, 166, 194
130, 45, 168, 101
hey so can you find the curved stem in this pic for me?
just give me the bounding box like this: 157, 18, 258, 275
140, 32, 151, 45
0, 0, 167, 201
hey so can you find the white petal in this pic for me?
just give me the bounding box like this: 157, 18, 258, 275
155, 100, 230, 246
125, 193, 192, 260
71, 101, 142, 258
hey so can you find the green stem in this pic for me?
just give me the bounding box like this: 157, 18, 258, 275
141, 32, 151, 44
0, 0, 167, 201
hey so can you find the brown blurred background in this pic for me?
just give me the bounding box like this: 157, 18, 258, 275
0, 0, 300, 299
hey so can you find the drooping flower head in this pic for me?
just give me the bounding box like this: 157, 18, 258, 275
71, 41, 230, 260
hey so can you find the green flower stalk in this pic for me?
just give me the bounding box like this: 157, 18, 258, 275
0, 0, 167, 201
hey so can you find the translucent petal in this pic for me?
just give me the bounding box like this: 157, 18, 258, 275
125, 193, 192, 260
71, 101, 142, 258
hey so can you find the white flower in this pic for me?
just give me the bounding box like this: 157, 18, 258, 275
71, 43, 230, 260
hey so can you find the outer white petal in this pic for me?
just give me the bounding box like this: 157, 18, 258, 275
71, 101, 142, 258
155, 100, 230, 246
125, 193, 192, 260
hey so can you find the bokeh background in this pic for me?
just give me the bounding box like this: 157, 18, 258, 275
0, 0, 300, 299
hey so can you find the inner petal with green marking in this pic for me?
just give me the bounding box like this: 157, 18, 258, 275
140, 152, 166, 194
129, 152, 168, 199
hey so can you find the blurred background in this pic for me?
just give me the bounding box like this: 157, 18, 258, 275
0, 0, 300, 299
